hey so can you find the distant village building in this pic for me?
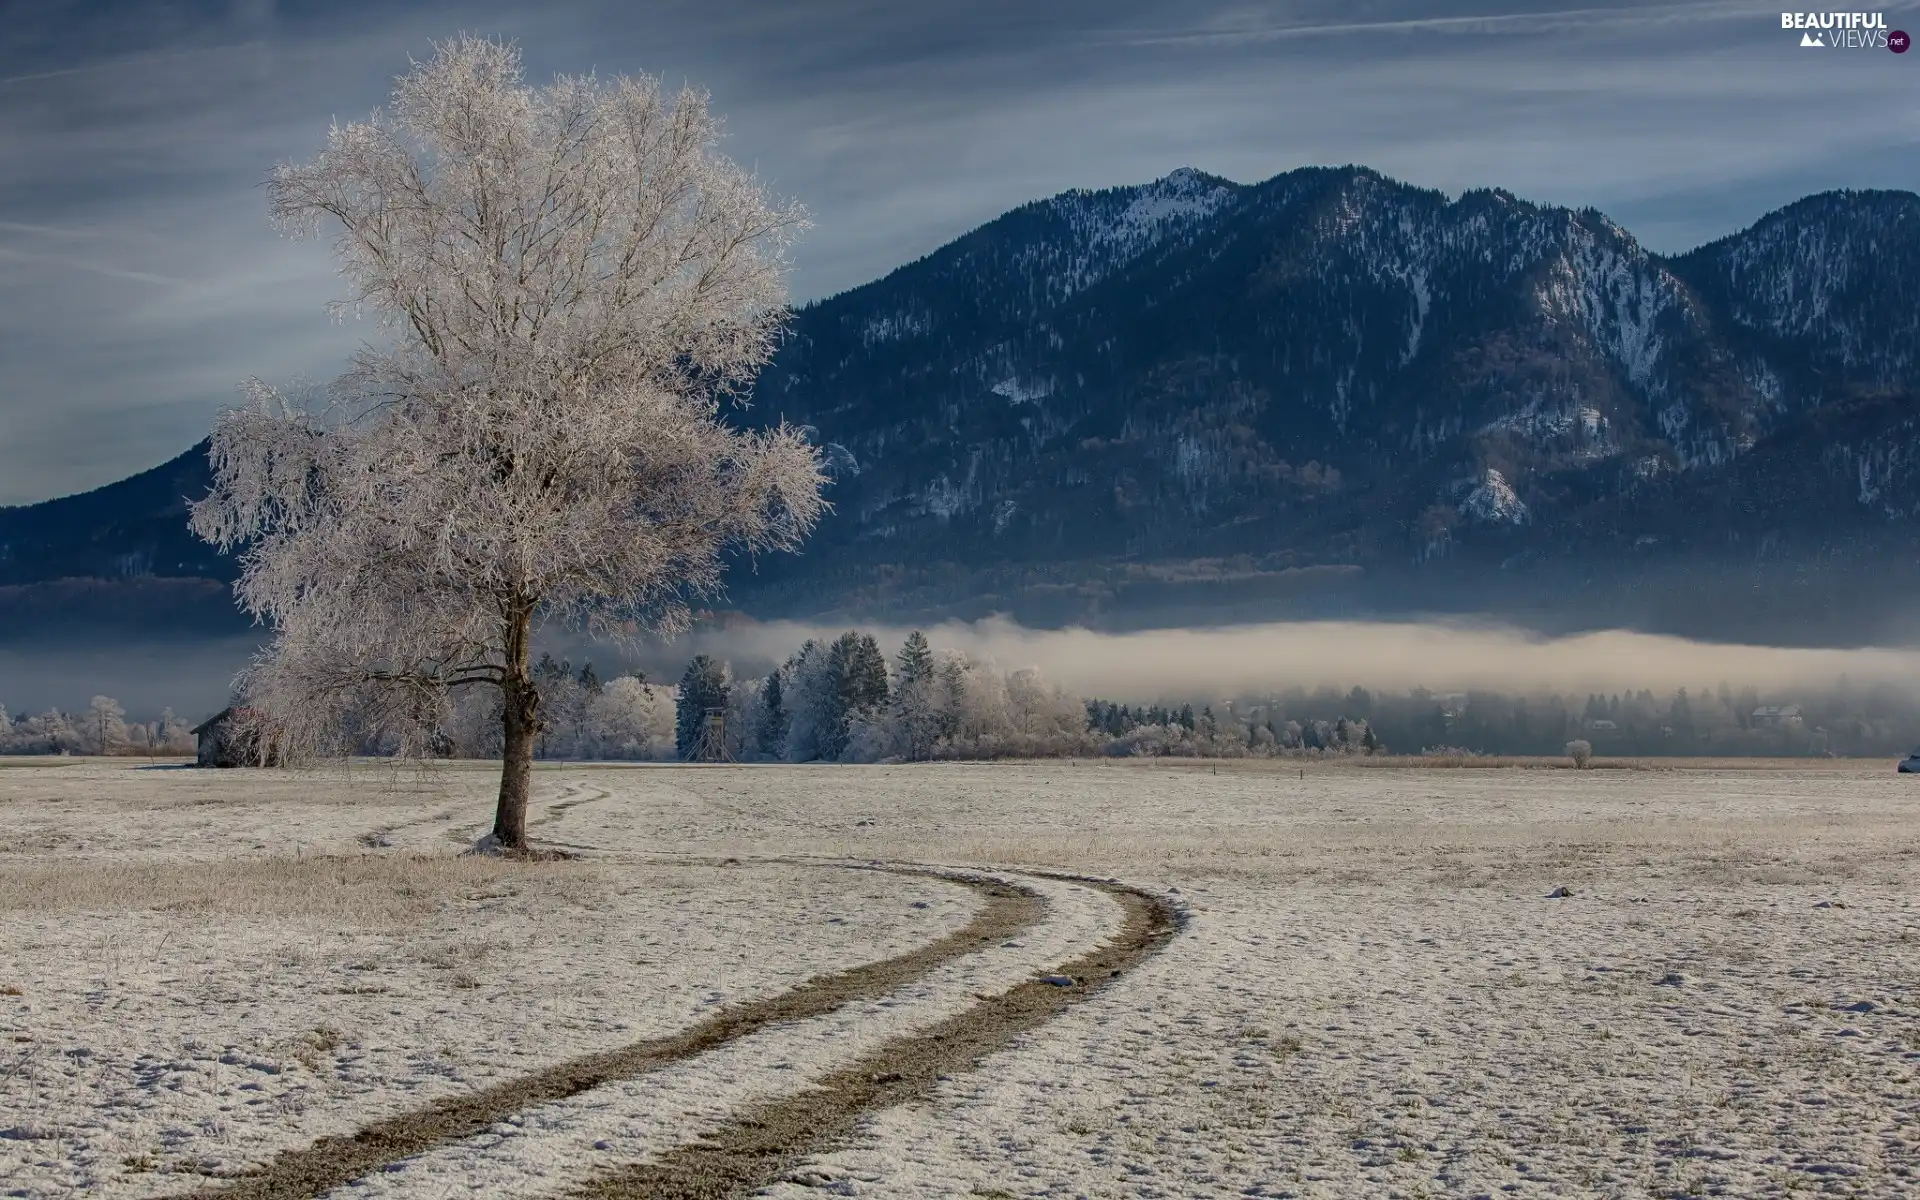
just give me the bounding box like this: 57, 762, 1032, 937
1583, 718, 1619, 733
190, 707, 285, 767
1750, 705, 1804, 729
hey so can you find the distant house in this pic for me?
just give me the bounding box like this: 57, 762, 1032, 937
190, 706, 284, 767
1751, 705, 1804, 729
1584, 718, 1619, 733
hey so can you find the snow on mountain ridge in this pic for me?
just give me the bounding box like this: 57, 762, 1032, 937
1459, 468, 1530, 525
1682, 190, 1920, 380
1019, 168, 1240, 300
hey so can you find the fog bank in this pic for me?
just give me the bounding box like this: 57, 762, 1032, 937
8, 618, 1920, 719
652, 617, 1920, 699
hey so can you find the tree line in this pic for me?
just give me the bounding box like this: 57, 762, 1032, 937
9, 640, 1911, 762
0, 698, 197, 756
664, 630, 1383, 762
654, 637, 1920, 762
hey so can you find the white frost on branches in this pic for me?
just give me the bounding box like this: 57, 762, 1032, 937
190, 38, 825, 773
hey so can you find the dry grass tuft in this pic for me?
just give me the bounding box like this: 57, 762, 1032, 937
0, 853, 602, 927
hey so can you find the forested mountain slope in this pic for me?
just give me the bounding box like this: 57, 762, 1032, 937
7, 167, 1920, 643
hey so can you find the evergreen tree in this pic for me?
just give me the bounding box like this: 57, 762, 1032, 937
896, 630, 934, 686
820, 631, 889, 759
675, 655, 731, 760
941, 656, 966, 736
1670, 687, 1695, 743
1178, 703, 1196, 731
531, 654, 579, 758
758, 670, 788, 757
891, 631, 939, 759
577, 662, 602, 695
847, 633, 890, 713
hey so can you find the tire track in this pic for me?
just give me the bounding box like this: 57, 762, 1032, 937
170, 867, 1042, 1200
568, 878, 1179, 1200
530, 784, 611, 829
357, 806, 462, 849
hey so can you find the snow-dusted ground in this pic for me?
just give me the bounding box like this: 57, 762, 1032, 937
333, 873, 1121, 1198
6, 757, 1919, 1198
0, 761, 980, 1196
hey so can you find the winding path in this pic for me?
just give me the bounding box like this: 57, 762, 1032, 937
171, 781, 1181, 1200
575, 874, 1175, 1200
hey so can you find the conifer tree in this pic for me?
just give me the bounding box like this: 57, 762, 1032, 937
675, 655, 730, 760
758, 670, 789, 757
890, 631, 939, 760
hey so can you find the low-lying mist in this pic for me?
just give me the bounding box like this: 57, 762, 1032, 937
640, 617, 1920, 699
8, 618, 1920, 720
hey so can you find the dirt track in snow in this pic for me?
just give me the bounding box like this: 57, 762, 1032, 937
171, 866, 1064, 1200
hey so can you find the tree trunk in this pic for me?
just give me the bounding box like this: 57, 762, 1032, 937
494, 603, 539, 851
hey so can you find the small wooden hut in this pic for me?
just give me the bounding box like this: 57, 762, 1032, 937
190, 706, 284, 767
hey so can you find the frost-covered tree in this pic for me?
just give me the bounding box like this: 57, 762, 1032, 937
795, 632, 878, 760
774, 632, 888, 762
779, 640, 836, 762
723, 674, 759, 760
190, 39, 824, 849
584, 676, 671, 759
86, 695, 127, 756
155, 708, 195, 754
14, 709, 80, 755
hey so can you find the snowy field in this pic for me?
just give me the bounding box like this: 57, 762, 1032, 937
3, 757, 1917, 1198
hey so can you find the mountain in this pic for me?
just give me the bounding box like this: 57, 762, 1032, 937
732, 167, 1920, 639
6, 166, 1920, 644
0, 441, 225, 586
0, 443, 239, 637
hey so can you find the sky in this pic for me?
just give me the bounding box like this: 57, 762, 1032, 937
2, 0, 1918, 505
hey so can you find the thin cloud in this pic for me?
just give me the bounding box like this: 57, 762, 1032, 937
0, 244, 187, 287
1094, 0, 1765, 48
0, 218, 100, 239
0, 66, 88, 87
